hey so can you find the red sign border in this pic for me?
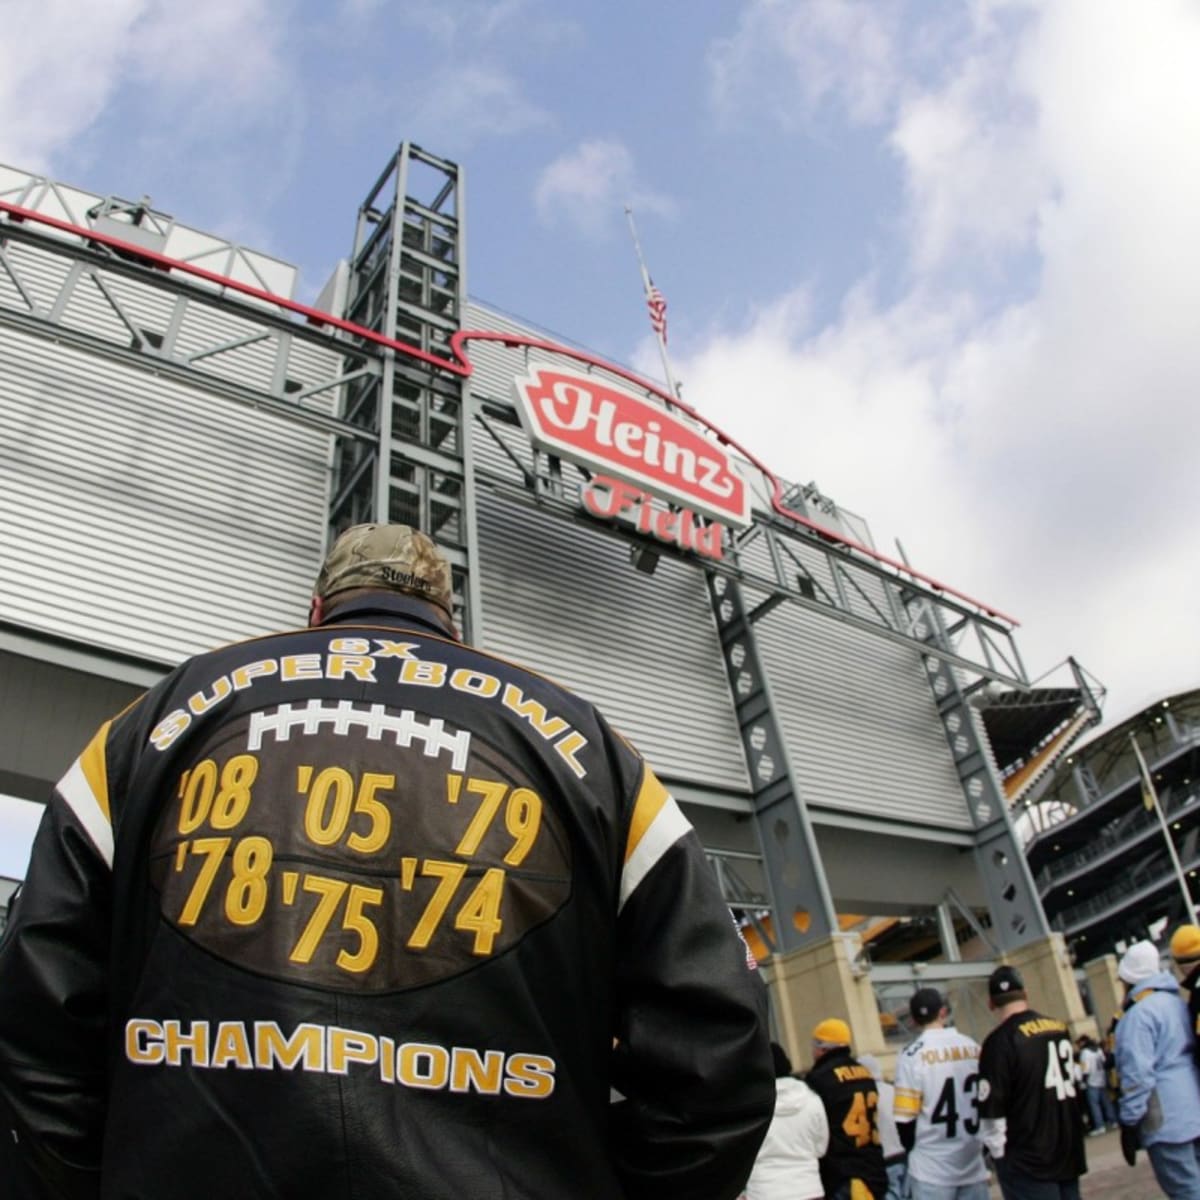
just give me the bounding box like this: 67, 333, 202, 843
510, 364, 751, 528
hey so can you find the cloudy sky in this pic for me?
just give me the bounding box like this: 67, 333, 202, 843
1, 0, 1197, 868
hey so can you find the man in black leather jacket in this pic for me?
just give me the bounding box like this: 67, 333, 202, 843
0, 523, 774, 1199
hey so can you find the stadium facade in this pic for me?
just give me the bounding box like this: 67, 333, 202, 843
0, 143, 1107, 1053
1027, 687, 1200, 959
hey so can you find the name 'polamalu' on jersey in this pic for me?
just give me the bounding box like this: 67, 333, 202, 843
894, 1026, 987, 1185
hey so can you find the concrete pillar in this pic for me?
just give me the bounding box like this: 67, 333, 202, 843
762, 933, 887, 1073
1004, 932, 1096, 1040
1083, 954, 1124, 1039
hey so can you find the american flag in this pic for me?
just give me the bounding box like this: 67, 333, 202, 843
646, 280, 668, 343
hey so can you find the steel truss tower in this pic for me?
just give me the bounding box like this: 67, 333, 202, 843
330, 144, 479, 639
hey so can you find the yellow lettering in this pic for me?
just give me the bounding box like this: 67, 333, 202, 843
164, 1020, 210, 1067
326, 654, 377, 682
450, 1047, 505, 1095
211, 1022, 254, 1069
400, 659, 447, 687
372, 639, 419, 659
398, 1043, 449, 1089
329, 637, 371, 655
1019, 1017, 1066, 1038
834, 1065, 872, 1082
126, 1019, 164, 1064
150, 709, 191, 751
379, 1036, 396, 1083
554, 730, 588, 779
124, 1021, 555, 1099
501, 685, 568, 739
328, 1028, 379, 1074
188, 676, 232, 716
504, 1053, 556, 1098
231, 659, 279, 690
281, 654, 323, 680
450, 668, 501, 697
255, 1022, 325, 1071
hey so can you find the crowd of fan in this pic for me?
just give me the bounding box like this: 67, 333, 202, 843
741, 922, 1200, 1200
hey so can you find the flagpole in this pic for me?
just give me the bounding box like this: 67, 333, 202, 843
1130, 731, 1196, 918
624, 206, 681, 405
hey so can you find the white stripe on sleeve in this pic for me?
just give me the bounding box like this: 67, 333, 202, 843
57, 758, 115, 868
618, 793, 690, 912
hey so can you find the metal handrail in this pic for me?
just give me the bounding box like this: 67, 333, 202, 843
1037, 785, 1197, 886
1053, 836, 1200, 930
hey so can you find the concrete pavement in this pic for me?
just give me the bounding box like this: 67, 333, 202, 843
987, 1127, 1163, 1199
1075, 1127, 1162, 1199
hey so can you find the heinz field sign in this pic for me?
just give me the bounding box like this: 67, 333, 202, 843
511, 366, 751, 528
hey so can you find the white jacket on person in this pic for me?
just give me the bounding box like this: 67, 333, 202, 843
744, 1075, 830, 1200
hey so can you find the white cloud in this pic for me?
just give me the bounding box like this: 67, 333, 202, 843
0, 0, 302, 222
125, 0, 292, 108
534, 138, 675, 237
0, 0, 148, 170
406, 64, 552, 145
890, 56, 1050, 274
708, 0, 904, 129
685, 0, 1200, 724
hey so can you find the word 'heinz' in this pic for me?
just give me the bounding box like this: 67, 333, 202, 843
512, 366, 750, 527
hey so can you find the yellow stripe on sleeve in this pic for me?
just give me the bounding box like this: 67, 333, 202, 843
893, 1087, 922, 1116
624, 768, 670, 864
57, 721, 115, 868
79, 720, 113, 821
619, 766, 691, 911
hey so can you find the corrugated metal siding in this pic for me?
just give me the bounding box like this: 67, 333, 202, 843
0, 323, 336, 665
473, 491, 750, 792
464, 303, 750, 793
755, 601, 974, 830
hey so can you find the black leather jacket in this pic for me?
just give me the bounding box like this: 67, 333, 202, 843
0, 595, 773, 1199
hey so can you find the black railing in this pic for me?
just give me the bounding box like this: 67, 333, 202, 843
1052, 831, 1200, 932
1037, 785, 1198, 889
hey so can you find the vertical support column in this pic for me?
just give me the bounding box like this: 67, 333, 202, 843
1083, 953, 1123, 1040
909, 602, 1049, 951
764, 936, 887, 1072
936, 901, 963, 962
1004, 933, 1091, 1038
707, 572, 836, 953
330, 143, 478, 640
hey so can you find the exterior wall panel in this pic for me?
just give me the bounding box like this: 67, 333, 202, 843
756, 602, 973, 830
0, 325, 335, 665
472, 488, 751, 794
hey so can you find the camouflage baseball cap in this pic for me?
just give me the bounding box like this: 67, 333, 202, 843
314, 524, 453, 616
